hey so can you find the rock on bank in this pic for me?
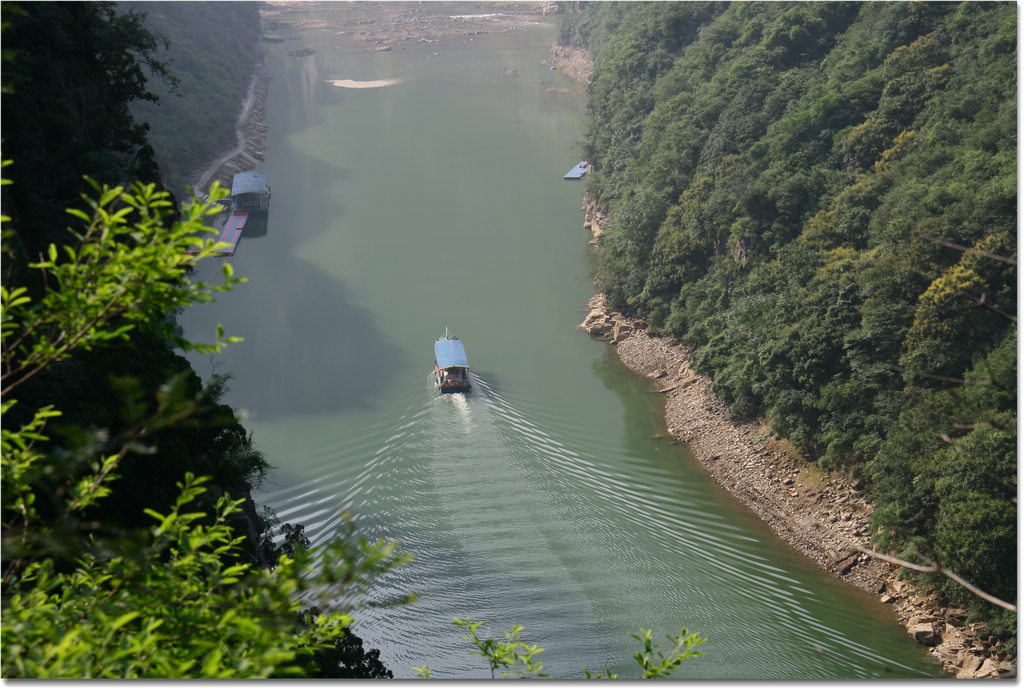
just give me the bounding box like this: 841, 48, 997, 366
578, 294, 1014, 679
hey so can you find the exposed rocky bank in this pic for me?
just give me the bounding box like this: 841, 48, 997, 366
550, 42, 593, 86
578, 294, 1014, 679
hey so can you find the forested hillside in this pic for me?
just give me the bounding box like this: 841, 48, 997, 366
562, 1, 1016, 642
121, 1, 262, 197
1, 2, 168, 266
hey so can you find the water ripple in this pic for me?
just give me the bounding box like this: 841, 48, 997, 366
256, 371, 935, 679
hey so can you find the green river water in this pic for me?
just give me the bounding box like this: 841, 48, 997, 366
178, 4, 942, 680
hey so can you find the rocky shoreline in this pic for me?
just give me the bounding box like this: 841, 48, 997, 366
550, 42, 593, 86
577, 292, 1011, 680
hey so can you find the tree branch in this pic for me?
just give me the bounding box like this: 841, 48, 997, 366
918, 233, 1017, 266
948, 292, 1018, 325
886, 364, 992, 386
1, 288, 127, 396
854, 545, 1017, 612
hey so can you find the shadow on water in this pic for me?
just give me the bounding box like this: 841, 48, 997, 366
183, 103, 399, 422
206, 259, 402, 420
590, 347, 676, 445
241, 211, 269, 239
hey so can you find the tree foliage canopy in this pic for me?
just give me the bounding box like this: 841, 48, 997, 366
0, 177, 412, 678
1, 1, 173, 264
563, 0, 1016, 636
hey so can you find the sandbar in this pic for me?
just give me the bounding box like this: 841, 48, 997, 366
327, 78, 401, 89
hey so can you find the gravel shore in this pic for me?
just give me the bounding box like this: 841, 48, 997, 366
578, 293, 1013, 679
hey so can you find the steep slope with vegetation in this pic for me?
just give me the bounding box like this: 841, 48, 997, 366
1, 1, 169, 267
563, 0, 1016, 650
1, 0, 271, 574
120, 1, 263, 198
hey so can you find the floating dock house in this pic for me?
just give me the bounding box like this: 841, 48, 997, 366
185, 170, 270, 257
563, 160, 588, 179
230, 170, 271, 213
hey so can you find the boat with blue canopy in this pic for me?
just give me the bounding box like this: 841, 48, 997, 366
434, 328, 471, 394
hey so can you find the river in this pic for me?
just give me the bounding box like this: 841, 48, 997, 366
178, 3, 941, 680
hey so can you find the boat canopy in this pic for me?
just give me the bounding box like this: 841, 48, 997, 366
435, 338, 469, 369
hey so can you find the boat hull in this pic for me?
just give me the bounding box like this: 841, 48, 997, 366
438, 381, 471, 394
435, 366, 471, 394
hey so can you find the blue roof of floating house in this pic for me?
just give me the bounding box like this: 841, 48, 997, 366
231, 170, 267, 196
564, 160, 587, 179
434, 338, 469, 369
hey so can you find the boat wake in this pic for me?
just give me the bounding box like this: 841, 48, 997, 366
446, 392, 471, 427
260, 371, 933, 679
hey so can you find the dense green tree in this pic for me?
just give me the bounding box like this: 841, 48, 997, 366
0, 1, 293, 571
567, 0, 1016, 635
1, 1, 175, 265
1, 180, 412, 678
